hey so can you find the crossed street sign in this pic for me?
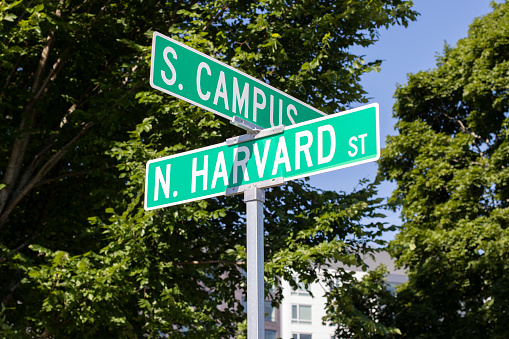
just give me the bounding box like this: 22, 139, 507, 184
147, 31, 381, 339
150, 31, 325, 129
144, 103, 379, 210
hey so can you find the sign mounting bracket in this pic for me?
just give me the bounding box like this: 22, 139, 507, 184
226, 118, 285, 146
230, 116, 263, 133
224, 177, 284, 196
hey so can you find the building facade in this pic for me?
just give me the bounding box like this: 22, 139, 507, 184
265, 251, 407, 339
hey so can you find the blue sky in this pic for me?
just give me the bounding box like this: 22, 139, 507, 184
309, 0, 502, 240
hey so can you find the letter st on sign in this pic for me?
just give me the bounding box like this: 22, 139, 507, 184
150, 31, 325, 129
144, 103, 379, 210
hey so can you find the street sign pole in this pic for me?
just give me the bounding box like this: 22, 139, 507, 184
232, 180, 282, 339
225, 118, 285, 339
245, 186, 265, 339
227, 179, 283, 339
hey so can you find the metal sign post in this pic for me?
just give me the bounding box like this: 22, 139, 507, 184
245, 186, 265, 339
225, 117, 285, 339
227, 179, 283, 338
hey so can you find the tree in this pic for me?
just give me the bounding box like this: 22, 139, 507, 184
379, 2, 509, 337
324, 265, 400, 339
0, 0, 416, 336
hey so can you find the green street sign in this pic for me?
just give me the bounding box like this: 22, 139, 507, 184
144, 103, 379, 210
150, 31, 325, 129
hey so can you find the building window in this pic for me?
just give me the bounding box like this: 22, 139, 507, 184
387, 282, 399, 294
329, 277, 340, 292
292, 334, 312, 339
291, 276, 310, 296
264, 300, 276, 322
265, 330, 277, 339
291, 304, 311, 324
241, 297, 246, 313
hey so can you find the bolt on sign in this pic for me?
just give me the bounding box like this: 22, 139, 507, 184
144, 103, 379, 210
150, 31, 325, 129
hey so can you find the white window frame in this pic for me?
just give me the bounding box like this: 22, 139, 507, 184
264, 300, 276, 322
291, 304, 312, 324
291, 276, 310, 296
265, 329, 277, 339
292, 333, 312, 339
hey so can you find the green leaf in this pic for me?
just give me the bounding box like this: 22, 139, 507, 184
77, 259, 87, 271
52, 251, 65, 266
33, 4, 44, 12
28, 270, 40, 278
3, 13, 17, 22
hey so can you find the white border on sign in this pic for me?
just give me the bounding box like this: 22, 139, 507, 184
144, 103, 380, 211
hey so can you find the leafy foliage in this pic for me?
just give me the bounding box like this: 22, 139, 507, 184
0, 0, 416, 336
324, 265, 400, 339
379, 2, 509, 337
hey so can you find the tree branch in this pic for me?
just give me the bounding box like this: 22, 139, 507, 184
16, 139, 57, 192
1, 270, 23, 308
35, 170, 93, 188
110, 81, 145, 110
32, 34, 56, 96
177, 260, 245, 266
202, 5, 228, 32
34, 54, 67, 100
442, 112, 483, 141
3, 55, 22, 89
0, 122, 95, 229
59, 83, 101, 128
0, 15, 61, 215
0, 234, 37, 263
167, 0, 184, 27
0, 108, 37, 215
